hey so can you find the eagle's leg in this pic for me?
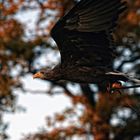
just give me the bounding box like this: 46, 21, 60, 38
107, 81, 122, 94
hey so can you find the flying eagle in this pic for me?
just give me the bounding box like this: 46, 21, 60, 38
33, 0, 136, 90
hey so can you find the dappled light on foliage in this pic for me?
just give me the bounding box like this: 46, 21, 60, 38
0, 0, 140, 140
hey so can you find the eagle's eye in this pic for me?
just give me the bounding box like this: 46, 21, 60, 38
41, 71, 45, 75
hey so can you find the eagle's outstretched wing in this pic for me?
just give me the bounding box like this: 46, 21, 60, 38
51, 0, 127, 68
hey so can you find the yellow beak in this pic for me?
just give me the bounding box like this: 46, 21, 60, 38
33, 72, 43, 79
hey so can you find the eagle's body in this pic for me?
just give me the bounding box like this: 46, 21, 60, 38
33, 0, 130, 88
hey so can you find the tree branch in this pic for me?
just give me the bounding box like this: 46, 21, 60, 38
80, 84, 96, 106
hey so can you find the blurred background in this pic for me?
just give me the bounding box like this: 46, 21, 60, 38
0, 0, 140, 140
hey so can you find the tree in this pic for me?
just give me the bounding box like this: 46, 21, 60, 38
0, 0, 140, 140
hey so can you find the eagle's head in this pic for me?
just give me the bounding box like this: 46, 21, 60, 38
33, 68, 61, 81
33, 70, 47, 80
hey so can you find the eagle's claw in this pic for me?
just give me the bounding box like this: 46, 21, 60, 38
107, 81, 122, 94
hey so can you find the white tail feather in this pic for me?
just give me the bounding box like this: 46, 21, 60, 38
106, 72, 140, 83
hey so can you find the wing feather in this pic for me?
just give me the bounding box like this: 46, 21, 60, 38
51, 0, 127, 68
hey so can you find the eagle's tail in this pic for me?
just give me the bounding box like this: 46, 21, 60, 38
127, 76, 140, 83
106, 72, 140, 83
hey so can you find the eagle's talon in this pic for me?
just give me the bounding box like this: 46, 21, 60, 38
113, 89, 122, 94
107, 81, 123, 94
112, 81, 122, 89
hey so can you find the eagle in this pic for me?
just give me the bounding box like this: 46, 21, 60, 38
33, 0, 137, 91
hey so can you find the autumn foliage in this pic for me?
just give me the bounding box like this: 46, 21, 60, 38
0, 0, 140, 140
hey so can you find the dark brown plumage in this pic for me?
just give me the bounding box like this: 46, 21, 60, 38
33, 0, 130, 88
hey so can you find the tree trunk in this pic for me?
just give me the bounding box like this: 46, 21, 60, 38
92, 93, 111, 140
